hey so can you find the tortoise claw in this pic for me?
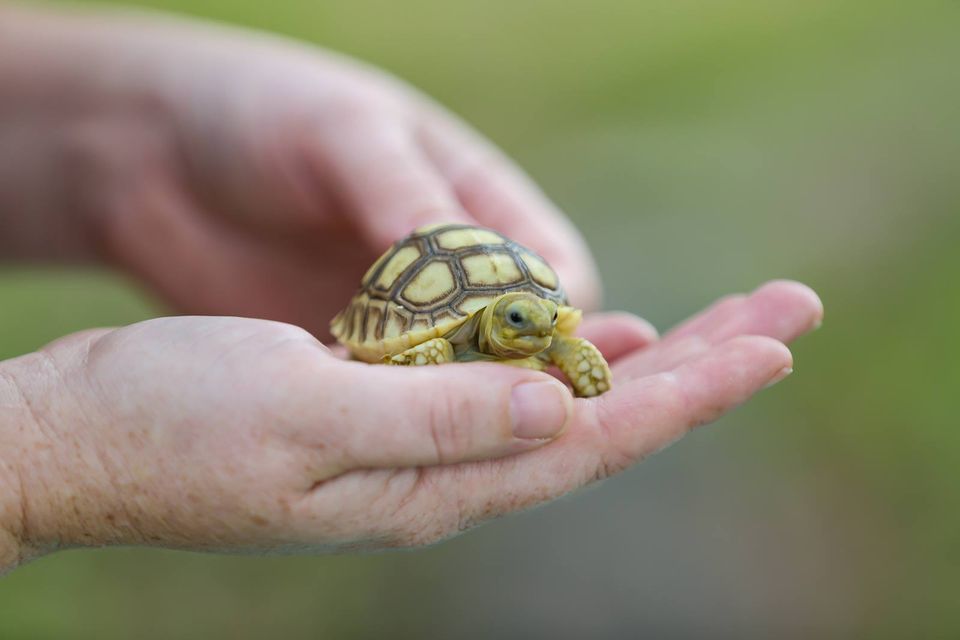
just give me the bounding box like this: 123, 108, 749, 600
387, 338, 454, 366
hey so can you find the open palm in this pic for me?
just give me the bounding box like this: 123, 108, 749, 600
308, 281, 821, 546
19, 281, 820, 555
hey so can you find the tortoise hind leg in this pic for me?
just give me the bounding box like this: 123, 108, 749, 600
547, 335, 611, 397
387, 338, 455, 366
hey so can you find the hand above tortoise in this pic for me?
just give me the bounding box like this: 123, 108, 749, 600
0, 281, 821, 571
0, 6, 599, 336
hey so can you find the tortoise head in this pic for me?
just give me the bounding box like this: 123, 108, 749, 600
479, 292, 558, 358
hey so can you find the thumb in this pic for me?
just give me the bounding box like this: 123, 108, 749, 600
322, 361, 574, 469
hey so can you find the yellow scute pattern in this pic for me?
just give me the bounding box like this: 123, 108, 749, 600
462, 253, 522, 286
436, 228, 505, 250
375, 245, 420, 289
520, 252, 558, 289
458, 295, 496, 315
361, 250, 388, 286
364, 303, 383, 340
402, 261, 455, 304
384, 311, 406, 338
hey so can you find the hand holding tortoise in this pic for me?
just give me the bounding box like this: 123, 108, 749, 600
2, 280, 819, 571
0, 7, 823, 572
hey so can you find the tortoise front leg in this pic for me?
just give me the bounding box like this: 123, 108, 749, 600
547, 335, 611, 397
386, 338, 454, 366
499, 356, 549, 371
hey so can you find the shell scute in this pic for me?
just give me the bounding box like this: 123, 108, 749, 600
457, 294, 498, 316
374, 245, 420, 290
461, 252, 523, 286
519, 251, 559, 289
435, 228, 505, 250
401, 260, 456, 305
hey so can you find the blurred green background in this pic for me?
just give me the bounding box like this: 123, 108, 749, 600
2, 0, 959, 637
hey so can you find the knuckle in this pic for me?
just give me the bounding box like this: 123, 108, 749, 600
712, 293, 748, 312
424, 394, 474, 465
60, 119, 170, 206
264, 321, 323, 346
258, 327, 328, 369
322, 87, 403, 128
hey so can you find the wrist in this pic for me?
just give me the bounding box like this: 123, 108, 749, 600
0, 332, 119, 572
0, 353, 50, 572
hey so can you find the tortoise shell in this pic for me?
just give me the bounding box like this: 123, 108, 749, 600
331, 223, 567, 361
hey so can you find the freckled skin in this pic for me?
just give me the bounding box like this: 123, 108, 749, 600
0, 281, 817, 572
2, 318, 347, 558
0, 315, 607, 565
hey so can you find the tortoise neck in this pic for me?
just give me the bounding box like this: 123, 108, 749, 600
477, 302, 499, 355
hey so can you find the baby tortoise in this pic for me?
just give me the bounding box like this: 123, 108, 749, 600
331, 223, 611, 397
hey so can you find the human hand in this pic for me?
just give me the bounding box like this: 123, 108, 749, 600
0, 280, 820, 570
0, 8, 599, 333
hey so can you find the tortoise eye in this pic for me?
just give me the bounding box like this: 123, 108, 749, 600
508, 310, 524, 325
552, 311, 558, 323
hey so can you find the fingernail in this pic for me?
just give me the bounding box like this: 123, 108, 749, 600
511, 381, 572, 439
764, 367, 794, 389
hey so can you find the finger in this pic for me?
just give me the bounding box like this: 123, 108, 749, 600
99, 177, 371, 339
311, 361, 574, 470
417, 115, 601, 309
438, 335, 793, 531
612, 335, 712, 380
576, 312, 659, 363
311, 116, 473, 250
614, 280, 822, 381
592, 335, 793, 457
666, 280, 823, 345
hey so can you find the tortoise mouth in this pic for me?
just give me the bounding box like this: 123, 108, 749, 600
493, 333, 553, 358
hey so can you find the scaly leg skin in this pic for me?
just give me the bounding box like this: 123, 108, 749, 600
548, 335, 612, 397
387, 338, 454, 366
499, 356, 549, 371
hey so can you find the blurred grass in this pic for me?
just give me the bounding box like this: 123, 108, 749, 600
1, 0, 959, 637
0, 271, 154, 359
